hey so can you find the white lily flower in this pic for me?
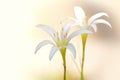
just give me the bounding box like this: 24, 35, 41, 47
35, 24, 92, 60
61, 6, 112, 32
60, 6, 112, 80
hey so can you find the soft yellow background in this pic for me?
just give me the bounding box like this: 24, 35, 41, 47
0, 0, 120, 80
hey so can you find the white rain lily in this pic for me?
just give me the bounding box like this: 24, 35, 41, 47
35, 24, 92, 80
60, 6, 112, 80
61, 6, 112, 32
35, 24, 92, 60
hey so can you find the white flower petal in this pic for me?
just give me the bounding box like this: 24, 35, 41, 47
88, 12, 109, 25
91, 24, 97, 32
68, 30, 92, 41
63, 23, 79, 35
93, 19, 112, 28
36, 24, 55, 38
49, 46, 59, 60
74, 6, 86, 22
67, 43, 76, 58
35, 40, 54, 54
60, 17, 78, 24
63, 24, 70, 35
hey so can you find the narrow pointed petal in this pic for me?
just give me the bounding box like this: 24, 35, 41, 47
67, 43, 76, 58
63, 24, 71, 35
63, 23, 80, 35
60, 17, 77, 24
93, 19, 112, 28
91, 24, 97, 32
35, 40, 54, 54
36, 24, 55, 38
88, 12, 109, 25
74, 6, 86, 23
68, 30, 92, 41
49, 46, 59, 60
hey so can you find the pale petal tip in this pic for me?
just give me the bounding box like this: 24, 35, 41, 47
36, 24, 43, 27
49, 46, 59, 61
108, 23, 112, 28
103, 12, 109, 17
49, 53, 55, 61
34, 48, 39, 54
49, 54, 52, 61
74, 6, 81, 9
36, 24, 49, 28
49, 57, 52, 61
74, 6, 83, 12
34, 50, 37, 54
98, 12, 109, 17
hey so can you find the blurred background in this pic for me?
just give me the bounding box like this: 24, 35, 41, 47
0, 0, 120, 80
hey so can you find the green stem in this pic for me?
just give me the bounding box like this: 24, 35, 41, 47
81, 34, 88, 80
60, 48, 66, 80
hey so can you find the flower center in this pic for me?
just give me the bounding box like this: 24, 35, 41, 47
54, 31, 69, 48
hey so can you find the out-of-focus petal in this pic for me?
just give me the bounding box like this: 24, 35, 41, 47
88, 12, 109, 25
68, 30, 92, 41
93, 19, 112, 28
63, 23, 79, 35
74, 6, 86, 24
91, 24, 97, 32
49, 46, 59, 60
67, 43, 76, 58
60, 17, 77, 24
35, 40, 54, 54
36, 24, 55, 38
